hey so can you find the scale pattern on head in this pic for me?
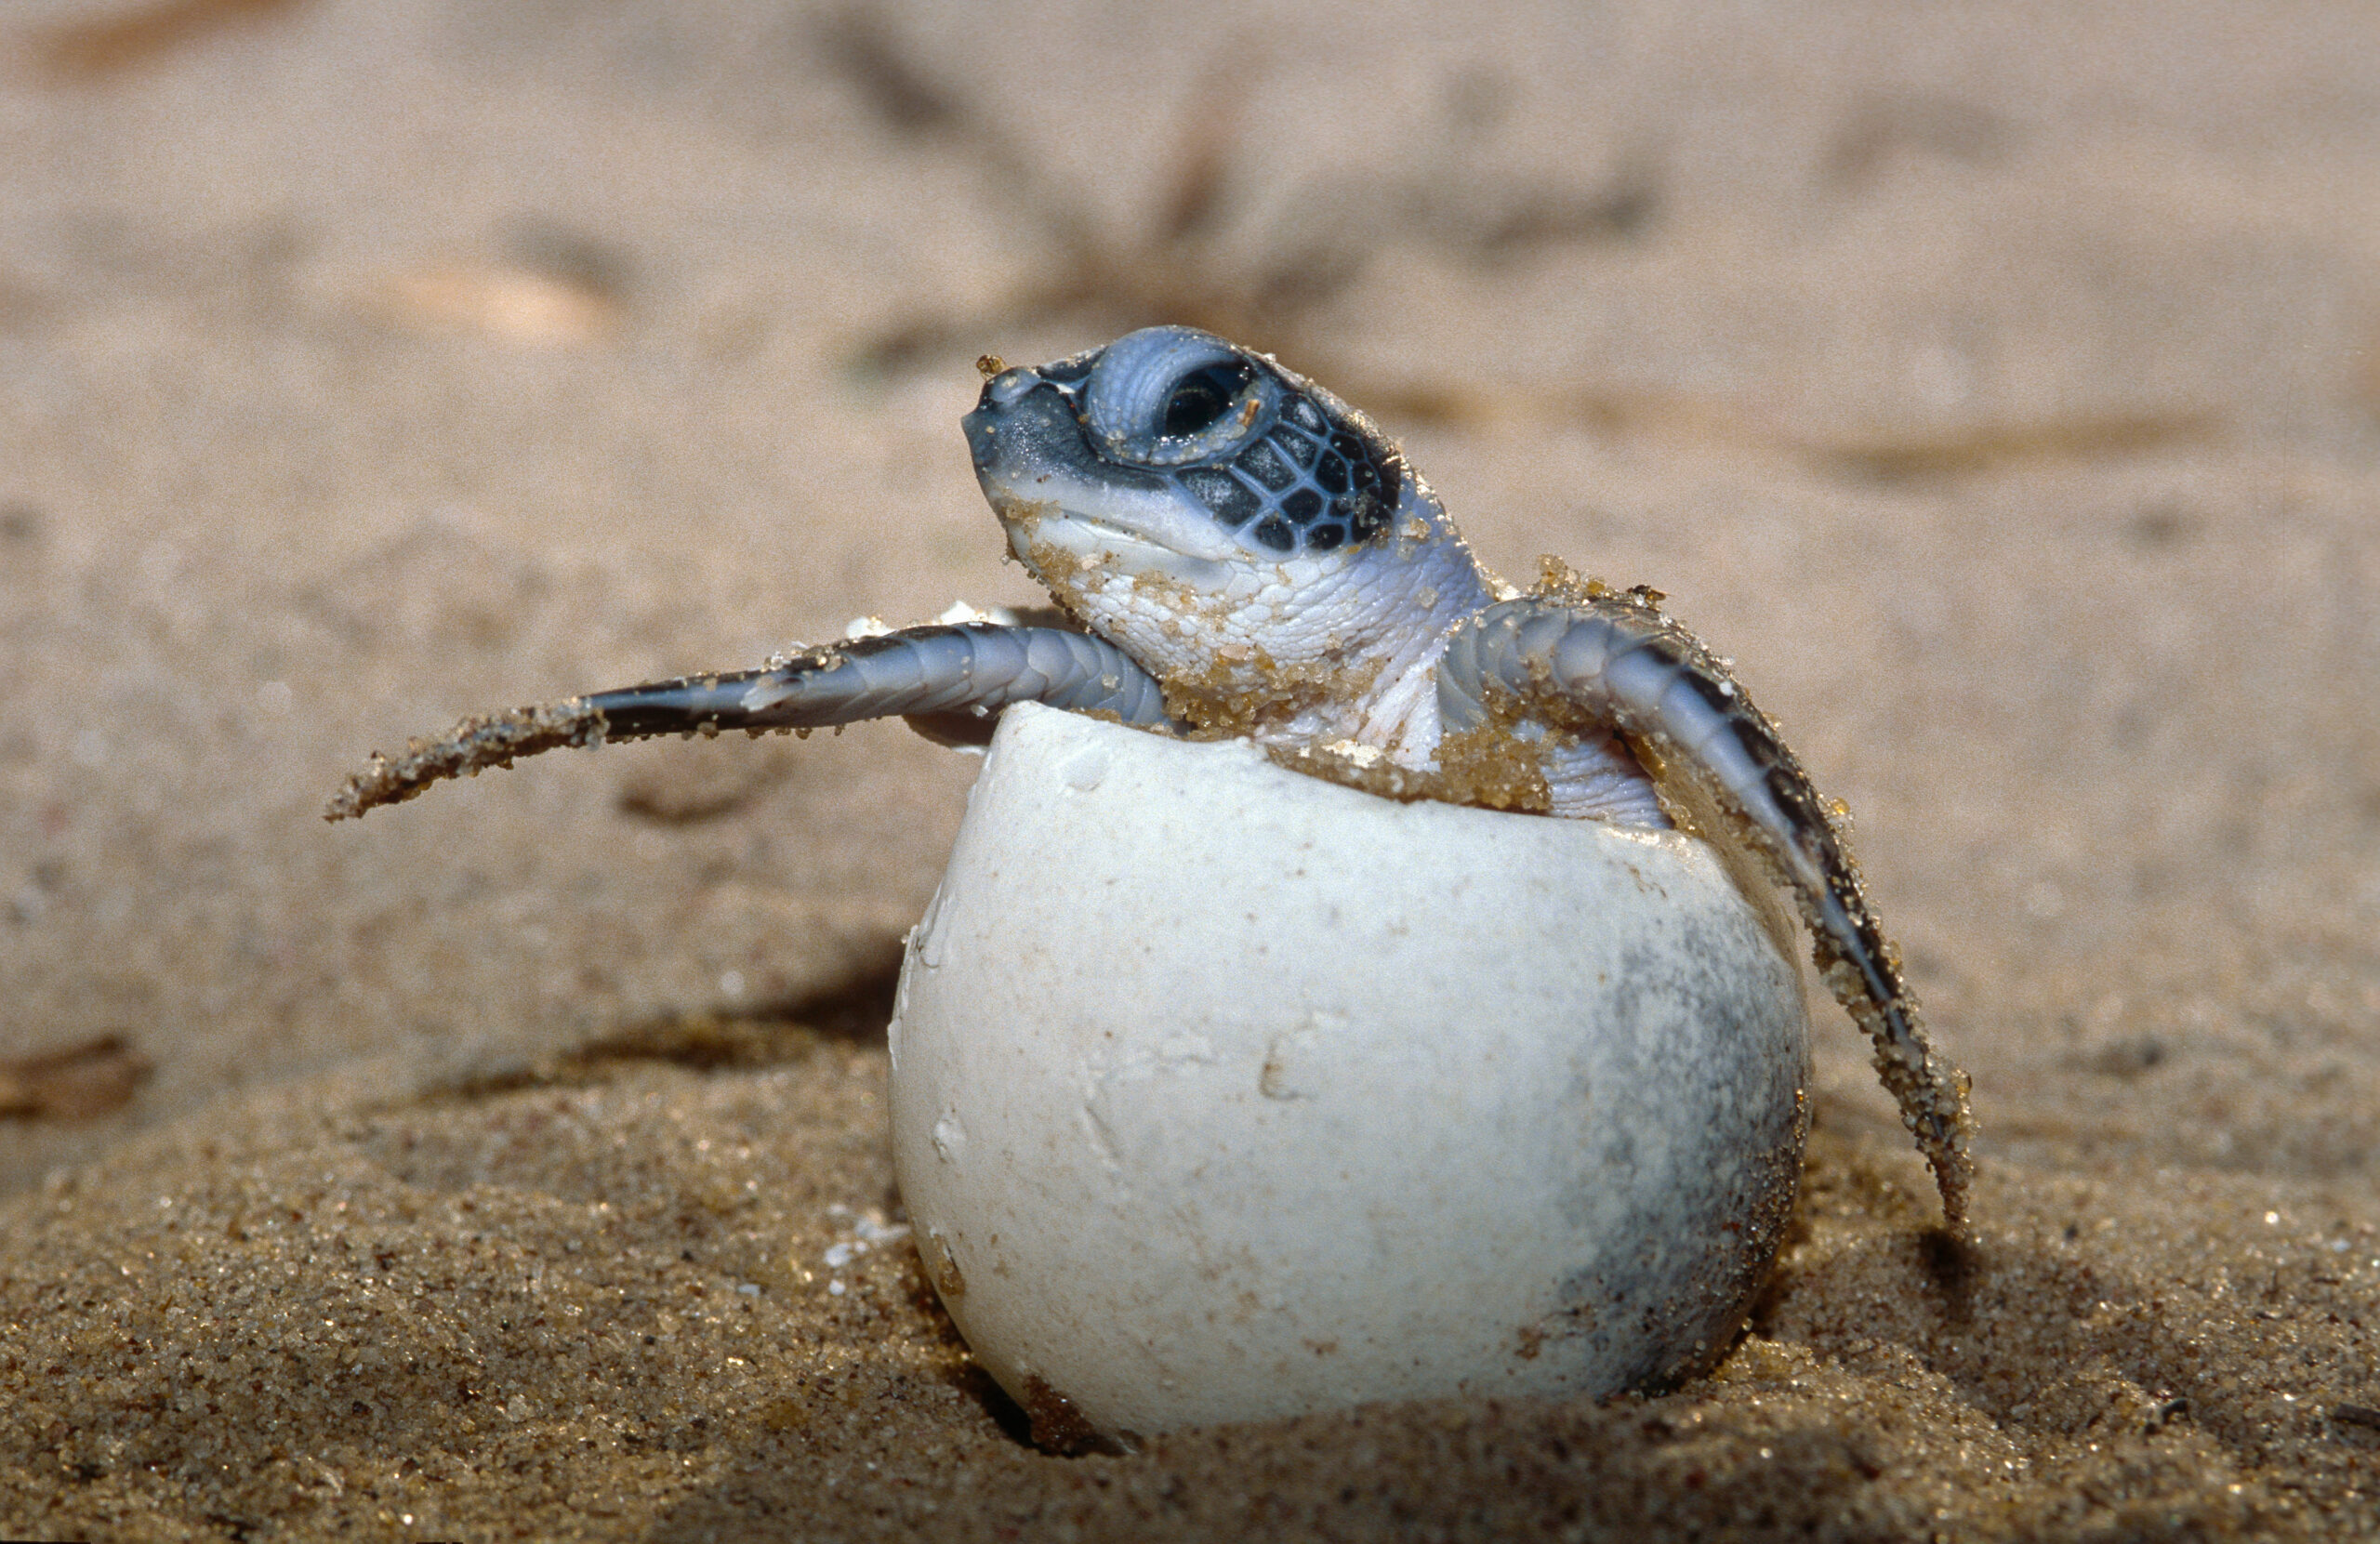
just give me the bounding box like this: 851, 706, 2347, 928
977, 327, 1402, 557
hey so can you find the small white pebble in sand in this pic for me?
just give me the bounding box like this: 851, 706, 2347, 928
827, 1279, 846, 1296
824, 1241, 865, 1269
736, 1283, 760, 1297
853, 1215, 911, 1245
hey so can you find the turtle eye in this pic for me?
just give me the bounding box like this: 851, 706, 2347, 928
1081, 326, 1277, 468
1162, 362, 1255, 438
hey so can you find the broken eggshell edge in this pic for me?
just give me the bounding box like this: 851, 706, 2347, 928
887, 701, 1812, 1445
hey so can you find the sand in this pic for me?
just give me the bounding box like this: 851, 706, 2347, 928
1, 0, 2376, 1537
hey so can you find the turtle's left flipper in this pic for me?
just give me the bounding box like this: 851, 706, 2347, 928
325, 623, 1176, 821
1437, 592, 1976, 1231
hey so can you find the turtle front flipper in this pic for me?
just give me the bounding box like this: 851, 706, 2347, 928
325, 623, 1178, 822
1436, 591, 1976, 1232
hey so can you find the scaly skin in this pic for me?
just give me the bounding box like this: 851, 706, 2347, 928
327, 326, 1973, 1229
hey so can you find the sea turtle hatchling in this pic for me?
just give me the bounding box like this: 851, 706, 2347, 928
328, 325, 1975, 1230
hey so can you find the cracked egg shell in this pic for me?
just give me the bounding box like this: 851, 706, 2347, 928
888, 701, 1812, 1444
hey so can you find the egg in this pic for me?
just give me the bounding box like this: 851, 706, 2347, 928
888, 702, 1811, 1445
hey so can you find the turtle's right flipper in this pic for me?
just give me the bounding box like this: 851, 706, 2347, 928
324, 623, 1176, 821
1438, 591, 1976, 1231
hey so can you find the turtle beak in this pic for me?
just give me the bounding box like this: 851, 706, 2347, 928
959, 362, 1241, 576
963, 367, 1050, 474
960, 405, 998, 475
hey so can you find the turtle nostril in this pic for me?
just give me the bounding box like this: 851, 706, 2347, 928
984, 368, 1045, 411
966, 375, 1085, 475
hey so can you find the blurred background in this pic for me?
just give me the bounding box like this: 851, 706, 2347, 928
2, 0, 2377, 1281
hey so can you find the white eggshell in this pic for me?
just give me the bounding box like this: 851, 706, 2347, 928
888, 701, 1811, 1442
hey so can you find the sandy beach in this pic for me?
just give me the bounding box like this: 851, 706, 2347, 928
3, 1, 2378, 1537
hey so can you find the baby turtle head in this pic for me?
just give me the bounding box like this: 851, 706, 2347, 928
963, 327, 1492, 743
967, 326, 1403, 561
